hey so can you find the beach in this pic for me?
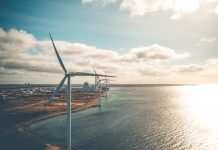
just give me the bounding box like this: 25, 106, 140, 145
0, 90, 105, 150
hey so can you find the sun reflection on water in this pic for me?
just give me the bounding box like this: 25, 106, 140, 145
176, 84, 218, 149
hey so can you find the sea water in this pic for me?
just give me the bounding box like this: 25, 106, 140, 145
3, 85, 218, 150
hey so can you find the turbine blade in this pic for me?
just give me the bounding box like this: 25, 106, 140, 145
49, 33, 67, 73
68, 72, 116, 77
96, 80, 101, 85
46, 75, 67, 104
93, 66, 99, 79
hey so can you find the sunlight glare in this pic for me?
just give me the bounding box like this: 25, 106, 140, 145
176, 84, 218, 149
180, 85, 218, 129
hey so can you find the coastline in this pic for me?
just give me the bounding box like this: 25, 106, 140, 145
15, 99, 99, 132
0, 92, 104, 150
14, 102, 99, 150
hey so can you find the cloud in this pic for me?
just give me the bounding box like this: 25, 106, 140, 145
197, 37, 216, 46
124, 44, 190, 62
120, 0, 174, 17
0, 28, 36, 52
215, 6, 218, 14
0, 27, 218, 84
81, 0, 116, 6
171, 59, 218, 76
137, 65, 171, 76
81, 0, 218, 19
170, 12, 183, 20
199, 37, 216, 43
172, 64, 205, 73
0, 27, 189, 71
207, 58, 218, 65
120, 0, 216, 19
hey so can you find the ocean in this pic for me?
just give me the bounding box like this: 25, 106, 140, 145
1, 85, 218, 150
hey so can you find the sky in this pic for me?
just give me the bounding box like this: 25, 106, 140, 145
0, 0, 218, 84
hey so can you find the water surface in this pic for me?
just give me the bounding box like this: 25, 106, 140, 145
26, 85, 218, 149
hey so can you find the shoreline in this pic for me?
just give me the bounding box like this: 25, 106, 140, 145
0, 92, 105, 150
15, 93, 102, 130
1, 92, 104, 138
15, 101, 99, 132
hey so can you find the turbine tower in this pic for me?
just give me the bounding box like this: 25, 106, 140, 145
93, 68, 112, 91
93, 67, 100, 91
47, 33, 115, 150
15, 34, 115, 150
94, 70, 113, 98
101, 78, 112, 98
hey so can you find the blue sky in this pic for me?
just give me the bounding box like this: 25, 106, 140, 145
0, 0, 218, 84
1, 0, 132, 49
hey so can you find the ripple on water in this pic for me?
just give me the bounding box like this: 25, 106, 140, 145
26, 86, 218, 150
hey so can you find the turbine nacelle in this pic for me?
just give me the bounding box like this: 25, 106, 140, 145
47, 33, 116, 105
48, 33, 116, 150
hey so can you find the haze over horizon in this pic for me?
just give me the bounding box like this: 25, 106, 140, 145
0, 0, 218, 84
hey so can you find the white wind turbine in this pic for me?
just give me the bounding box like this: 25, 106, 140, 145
96, 79, 113, 90
93, 68, 112, 91
47, 33, 115, 150
101, 78, 112, 98
14, 34, 115, 150
93, 67, 100, 91
93, 68, 113, 99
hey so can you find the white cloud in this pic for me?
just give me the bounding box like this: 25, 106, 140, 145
0, 27, 188, 71
172, 64, 205, 73
207, 58, 218, 65
120, 0, 170, 17
171, 59, 218, 77
199, 37, 216, 43
170, 12, 183, 20
197, 37, 216, 46
1, 27, 218, 84
123, 44, 190, 62
120, 0, 205, 19
215, 6, 218, 13
0, 28, 36, 52
81, 0, 218, 19
81, 0, 116, 6
137, 65, 171, 76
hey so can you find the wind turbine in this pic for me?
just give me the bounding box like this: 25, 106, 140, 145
94, 71, 113, 98
47, 33, 116, 150
101, 73, 113, 98
93, 67, 102, 106
93, 67, 112, 91
96, 79, 112, 89
14, 34, 115, 150
93, 67, 100, 91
